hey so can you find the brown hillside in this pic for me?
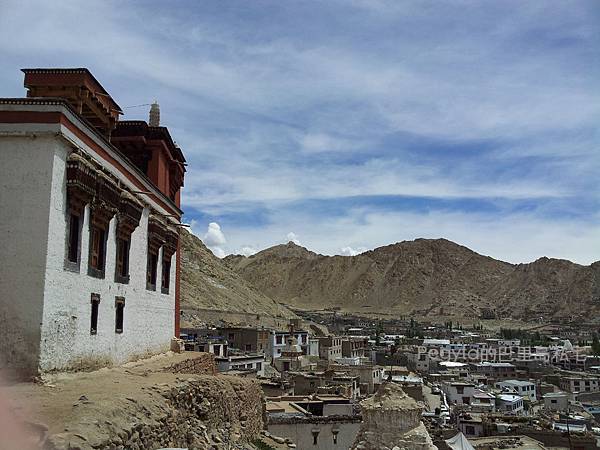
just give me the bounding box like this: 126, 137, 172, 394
180, 230, 296, 327
224, 240, 600, 321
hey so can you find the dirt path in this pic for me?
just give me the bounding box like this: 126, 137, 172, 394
1, 352, 202, 437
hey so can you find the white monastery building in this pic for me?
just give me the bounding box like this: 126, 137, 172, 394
0, 68, 186, 378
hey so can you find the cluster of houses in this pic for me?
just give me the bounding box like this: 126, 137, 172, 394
179, 318, 600, 449
403, 334, 600, 449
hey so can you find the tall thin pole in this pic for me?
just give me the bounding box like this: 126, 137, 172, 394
566, 404, 572, 450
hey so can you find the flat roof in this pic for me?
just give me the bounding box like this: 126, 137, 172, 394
475, 362, 515, 367
498, 380, 535, 386
440, 361, 467, 368
543, 392, 568, 398
498, 394, 522, 402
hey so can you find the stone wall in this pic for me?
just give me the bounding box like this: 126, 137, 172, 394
166, 352, 217, 375
45, 375, 264, 450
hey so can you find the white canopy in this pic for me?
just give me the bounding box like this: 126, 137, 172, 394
445, 432, 475, 450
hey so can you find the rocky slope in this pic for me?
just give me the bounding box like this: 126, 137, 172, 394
180, 229, 295, 327
224, 239, 600, 321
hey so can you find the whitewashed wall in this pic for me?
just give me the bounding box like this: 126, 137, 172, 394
0, 135, 56, 376
38, 139, 176, 371
268, 422, 361, 450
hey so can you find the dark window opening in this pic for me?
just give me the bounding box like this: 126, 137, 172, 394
161, 257, 171, 294
115, 297, 125, 334
90, 293, 100, 335
146, 252, 158, 290
88, 225, 106, 277
312, 430, 319, 445
115, 238, 130, 283
67, 213, 80, 263
245, 344, 252, 351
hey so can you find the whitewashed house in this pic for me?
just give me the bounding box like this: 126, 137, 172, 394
496, 380, 537, 401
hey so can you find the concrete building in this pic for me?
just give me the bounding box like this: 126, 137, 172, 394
442, 381, 476, 406
217, 327, 271, 354
271, 329, 309, 359
335, 364, 384, 395
273, 333, 310, 373
406, 349, 430, 373
543, 392, 569, 411
342, 337, 368, 358
180, 327, 228, 356
496, 394, 524, 415
471, 390, 496, 413
215, 353, 266, 376
473, 362, 516, 379
318, 336, 343, 361
0, 68, 185, 377
560, 376, 600, 394
291, 371, 361, 399
457, 414, 484, 437
496, 380, 537, 401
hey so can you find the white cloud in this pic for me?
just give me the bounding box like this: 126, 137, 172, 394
299, 132, 367, 154
286, 232, 301, 245
209, 246, 227, 258
188, 221, 226, 258
340, 246, 362, 256
204, 222, 227, 246
239, 246, 258, 256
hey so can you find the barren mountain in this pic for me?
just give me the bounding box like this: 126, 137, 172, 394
224, 239, 600, 322
180, 230, 296, 327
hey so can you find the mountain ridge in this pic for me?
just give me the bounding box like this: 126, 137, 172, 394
223, 238, 600, 321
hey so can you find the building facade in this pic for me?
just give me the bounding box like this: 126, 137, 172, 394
272, 329, 309, 359
560, 376, 600, 394
0, 68, 185, 377
342, 337, 368, 358
496, 380, 537, 401
218, 327, 271, 354
318, 336, 343, 361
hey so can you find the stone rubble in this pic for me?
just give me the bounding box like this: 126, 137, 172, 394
43, 375, 264, 450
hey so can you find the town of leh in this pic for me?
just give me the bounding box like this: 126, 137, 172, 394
0, 2, 598, 450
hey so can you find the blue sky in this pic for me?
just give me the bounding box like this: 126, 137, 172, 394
1, 0, 598, 263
